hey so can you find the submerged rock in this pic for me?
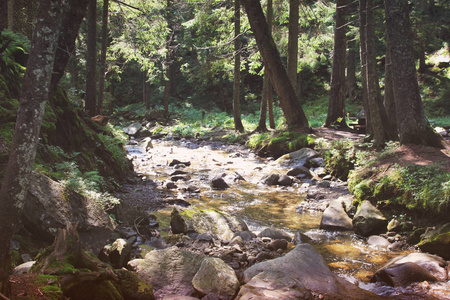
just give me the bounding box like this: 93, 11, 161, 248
352, 200, 387, 237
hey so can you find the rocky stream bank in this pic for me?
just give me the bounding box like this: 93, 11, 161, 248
11, 133, 450, 299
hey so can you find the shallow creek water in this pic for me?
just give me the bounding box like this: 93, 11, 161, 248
126, 138, 449, 298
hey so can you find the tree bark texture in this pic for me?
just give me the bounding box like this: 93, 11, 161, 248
7, 0, 14, 30
385, 0, 444, 148
365, 0, 396, 146
233, 0, 244, 132
97, 0, 109, 115
85, 0, 97, 116
325, 0, 348, 128
383, 26, 397, 132
0, 0, 62, 293
287, 0, 299, 93
257, 0, 274, 131
0, 0, 7, 32
345, 0, 358, 101
50, 0, 90, 97
359, 0, 371, 134
242, 0, 308, 129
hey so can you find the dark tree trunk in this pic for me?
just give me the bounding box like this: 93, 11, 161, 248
385, 0, 444, 148
383, 26, 397, 133
233, 0, 244, 132
365, 0, 396, 146
0, 0, 7, 32
418, 45, 427, 74
164, 67, 170, 118
325, 0, 348, 128
346, 39, 357, 100
359, 0, 371, 134
257, 0, 274, 132
49, 0, 90, 98
143, 73, 151, 111
287, 0, 299, 92
0, 0, 62, 293
85, 0, 97, 116
346, 0, 358, 101
7, 0, 14, 30
242, 0, 309, 129
97, 0, 109, 115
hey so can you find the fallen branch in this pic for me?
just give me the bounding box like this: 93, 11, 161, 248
0, 291, 10, 300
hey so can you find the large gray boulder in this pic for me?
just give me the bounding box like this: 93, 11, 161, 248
123, 122, 142, 136
128, 247, 205, 298
372, 252, 448, 283
236, 270, 313, 300
243, 244, 381, 299
192, 257, 240, 299
370, 262, 437, 287
170, 207, 248, 241
352, 200, 387, 237
320, 199, 353, 231
257, 227, 292, 242
22, 173, 115, 254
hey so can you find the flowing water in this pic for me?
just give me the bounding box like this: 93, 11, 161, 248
126, 138, 450, 298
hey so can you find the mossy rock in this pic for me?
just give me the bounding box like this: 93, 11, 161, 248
63, 278, 123, 300
417, 223, 450, 260
258, 132, 315, 158
115, 269, 155, 300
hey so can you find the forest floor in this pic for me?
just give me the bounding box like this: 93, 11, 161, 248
6, 127, 450, 300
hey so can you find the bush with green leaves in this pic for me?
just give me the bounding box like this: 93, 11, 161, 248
320, 139, 359, 180
349, 162, 450, 214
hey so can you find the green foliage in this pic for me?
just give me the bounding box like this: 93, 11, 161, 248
349, 161, 450, 214
320, 139, 359, 180
98, 125, 130, 173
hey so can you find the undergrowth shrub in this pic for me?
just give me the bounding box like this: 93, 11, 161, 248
349, 163, 450, 214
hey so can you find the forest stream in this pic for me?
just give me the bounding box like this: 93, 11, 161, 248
120, 137, 450, 299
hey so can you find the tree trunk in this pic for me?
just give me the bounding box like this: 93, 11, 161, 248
359, 0, 371, 134
257, 0, 274, 132
418, 45, 427, 74
97, 0, 109, 115
383, 26, 397, 132
287, 0, 299, 93
385, 0, 444, 148
85, 0, 97, 116
325, 0, 348, 128
345, 0, 358, 101
143, 73, 151, 111
164, 67, 170, 118
7, 0, 13, 31
49, 0, 90, 98
0, 0, 7, 32
365, 0, 396, 146
233, 0, 244, 132
0, 0, 62, 293
242, 0, 309, 129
